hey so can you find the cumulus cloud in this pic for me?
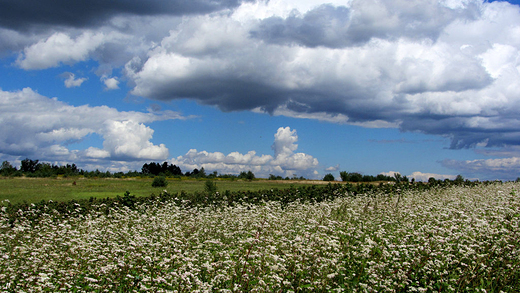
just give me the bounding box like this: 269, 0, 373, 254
16, 32, 106, 70
408, 171, 457, 182
102, 76, 120, 90
382, 170, 458, 181
121, 0, 520, 152
270, 127, 319, 171
0, 87, 187, 165
84, 147, 110, 159
170, 126, 319, 178
325, 164, 339, 172
442, 157, 520, 180
62, 72, 87, 88
250, 1, 478, 48
379, 171, 401, 178
272, 127, 298, 157
100, 120, 168, 160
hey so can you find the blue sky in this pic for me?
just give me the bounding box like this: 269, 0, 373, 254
1, 0, 520, 181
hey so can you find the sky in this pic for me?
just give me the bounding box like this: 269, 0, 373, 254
1, 0, 520, 181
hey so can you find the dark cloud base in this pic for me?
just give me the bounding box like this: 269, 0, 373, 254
0, 0, 248, 30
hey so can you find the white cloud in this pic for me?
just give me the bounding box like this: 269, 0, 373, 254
16, 32, 107, 70
381, 170, 457, 181
102, 76, 120, 90
380, 171, 401, 178
470, 157, 520, 170
273, 152, 318, 171
442, 157, 520, 180
0, 87, 187, 166
63, 73, 87, 88
170, 126, 319, 178
85, 147, 110, 159
479, 43, 520, 79
408, 171, 457, 182
325, 164, 339, 172
271, 127, 298, 157
101, 120, 169, 160
270, 127, 319, 171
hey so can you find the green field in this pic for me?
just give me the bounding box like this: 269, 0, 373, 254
0, 177, 321, 204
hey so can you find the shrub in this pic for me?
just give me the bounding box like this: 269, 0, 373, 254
152, 176, 168, 187
204, 180, 218, 194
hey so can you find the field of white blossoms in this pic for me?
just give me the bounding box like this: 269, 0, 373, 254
1, 182, 519, 292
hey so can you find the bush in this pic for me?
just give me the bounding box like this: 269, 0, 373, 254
152, 176, 168, 187
204, 180, 218, 194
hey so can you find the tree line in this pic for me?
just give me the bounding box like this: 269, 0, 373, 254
322, 171, 401, 182
0, 158, 257, 180
0, 158, 488, 183
1, 159, 81, 177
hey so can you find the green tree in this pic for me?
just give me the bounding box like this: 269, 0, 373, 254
1, 161, 17, 176
454, 174, 465, 184
323, 173, 335, 181
34, 162, 53, 177
393, 173, 403, 183
269, 174, 283, 180
20, 158, 40, 173
353, 173, 361, 182
239, 170, 255, 181
197, 167, 207, 178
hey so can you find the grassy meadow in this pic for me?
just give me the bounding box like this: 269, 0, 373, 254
0, 176, 318, 204
1, 181, 519, 292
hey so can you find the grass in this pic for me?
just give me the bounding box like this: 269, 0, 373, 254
0, 176, 317, 204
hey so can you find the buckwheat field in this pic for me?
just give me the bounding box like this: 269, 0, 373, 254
1, 183, 519, 292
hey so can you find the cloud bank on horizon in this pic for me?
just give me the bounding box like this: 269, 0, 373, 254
0, 88, 186, 170
170, 127, 320, 178
0, 87, 319, 177
1, 0, 520, 180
